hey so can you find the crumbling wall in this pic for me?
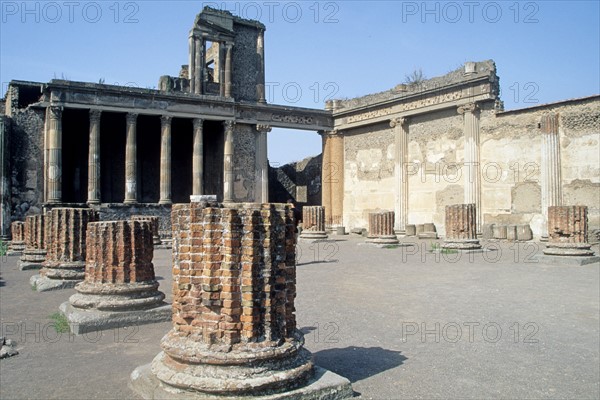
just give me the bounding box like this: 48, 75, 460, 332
232, 23, 260, 102
232, 123, 256, 202
269, 154, 322, 206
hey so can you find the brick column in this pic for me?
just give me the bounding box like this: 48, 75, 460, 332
32, 208, 98, 291
46, 105, 63, 204
443, 204, 481, 250
124, 113, 138, 204
147, 202, 312, 395
19, 214, 47, 270
159, 116, 172, 204
60, 220, 170, 334
131, 215, 162, 246
255, 124, 270, 203
223, 120, 235, 202
367, 211, 399, 244
540, 113, 562, 240
87, 109, 101, 204
8, 221, 26, 255
391, 117, 409, 235
192, 118, 204, 196
458, 103, 482, 234
544, 206, 594, 256
299, 206, 328, 240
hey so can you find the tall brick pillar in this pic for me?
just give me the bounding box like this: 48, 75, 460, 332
299, 206, 328, 240
7, 221, 25, 255
367, 211, 399, 244
19, 214, 47, 270
60, 220, 170, 334
31, 208, 98, 291
443, 204, 481, 250
131, 215, 162, 246
544, 206, 594, 256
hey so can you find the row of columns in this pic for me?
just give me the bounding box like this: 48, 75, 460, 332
45, 106, 269, 205
188, 36, 233, 98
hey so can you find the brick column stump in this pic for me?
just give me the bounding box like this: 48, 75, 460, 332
7, 221, 25, 255
19, 214, 47, 270
299, 206, 328, 240
537, 206, 600, 266
59, 220, 170, 334
31, 208, 98, 291
443, 204, 481, 250
366, 211, 399, 244
131, 202, 352, 400
131, 215, 162, 246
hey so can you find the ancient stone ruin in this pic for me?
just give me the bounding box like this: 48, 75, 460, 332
443, 204, 481, 250
7, 221, 25, 255
367, 211, 399, 245
299, 206, 328, 240
60, 220, 170, 334
30, 208, 98, 291
131, 202, 352, 399
131, 215, 162, 246
19, 214, 46, 270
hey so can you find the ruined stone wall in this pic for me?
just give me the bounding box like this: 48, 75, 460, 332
232, 23, 259, 102
269, 154, 322, 205
232, 123, 256, 202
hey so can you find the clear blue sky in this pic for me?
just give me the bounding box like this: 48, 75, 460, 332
1, 1, 599, 166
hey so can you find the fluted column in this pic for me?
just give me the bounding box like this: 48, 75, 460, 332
257, 29, 266, 103
540, 113, 562, 239
544, 206, 594, 256
367, 211, 398, 244
255, 124, 271, 203
159, 116, 172, 204
299, 206, 328, 240
391, 117, 409, 235
46, 105, 63, 203
124, 113, 138, 204
320, 130, 332, 226
87, 109, 101, 204
192, 118, 204, 196
443, 203, 481, 249
194, 37, 203, 95
223, 120, 235, 202
189, 34, 196, 93
224, 43, 232, 98
330, 131, 344, 228
458, 103, 482, 234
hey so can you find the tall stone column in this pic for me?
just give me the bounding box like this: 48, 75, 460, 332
188, 34, 196, 94
391, 117, 409, 235
59, 220, 170, 334
192, 118, 204, 196
0, 115, 10, 240
159, 116, 172, 205
255, 124, 270, 203
458, 103, 482, 234
330, 131, 344, 229
299, 206, 328, 240
46, 105, 63, 204
87, 109, 101, 204
32, 208, 98, 291
124, 113, 138, 204
224, 43, 233, 98
320, 131, 332, 226
257, 29, 266, 103
540, 113, 562, 240
194, 37, 203, 95
443, 203, 481, 250
223, 120, 235, 202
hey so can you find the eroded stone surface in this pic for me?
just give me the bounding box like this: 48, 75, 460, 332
299, 206, 327, 240
544, 206, 595, 256
443, 204, 481, 250
19, 214, 46, 270
7, 221, 25, 255
367, 211, 398, 244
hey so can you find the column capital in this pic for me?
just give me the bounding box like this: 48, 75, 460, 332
48, 105, 63, 120
390, 117, 408, 128
193, 118, 204, 130
161, 115, 173, 126
89, 109, 102, 123
126, 112, 138, 125
457, 102, 479, 115
318, 129, 342, 137
256, 124, 272, 133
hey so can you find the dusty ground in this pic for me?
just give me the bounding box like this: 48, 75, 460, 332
0, 236, 598, 399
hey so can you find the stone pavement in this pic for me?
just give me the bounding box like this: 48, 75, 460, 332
0, 236, 598, 399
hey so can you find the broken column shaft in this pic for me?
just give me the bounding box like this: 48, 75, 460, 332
544, 206, 594, 256
367, 211, 399, 244
443, 204, 481, 250
299, 206, 328, 240
19, 214, 47, 270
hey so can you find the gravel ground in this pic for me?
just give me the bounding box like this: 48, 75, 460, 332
0, 236, 598, 399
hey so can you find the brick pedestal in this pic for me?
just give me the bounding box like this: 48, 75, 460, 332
7, 221, 25, 255
31, 208, 98, 291
131, 215, 162, 245
299, 206, 328, 240
60, 220, 170, 334
443, 204, 481, 250
19, 214, 47, 270
367, 211, 398, 244
131, 202, 352, 399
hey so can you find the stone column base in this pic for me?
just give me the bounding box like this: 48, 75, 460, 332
442, 239, 482, 250
30, 274, 81, 292
372, 235, 399, 245
130, 363, 353, 400
535, 254, 600, 266
19, 249, 47, 270
59, 301, 171, 335
299, 231, 328, 241
543, 243, 595, 257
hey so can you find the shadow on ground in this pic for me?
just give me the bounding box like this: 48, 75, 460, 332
313, 346, 407, 383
